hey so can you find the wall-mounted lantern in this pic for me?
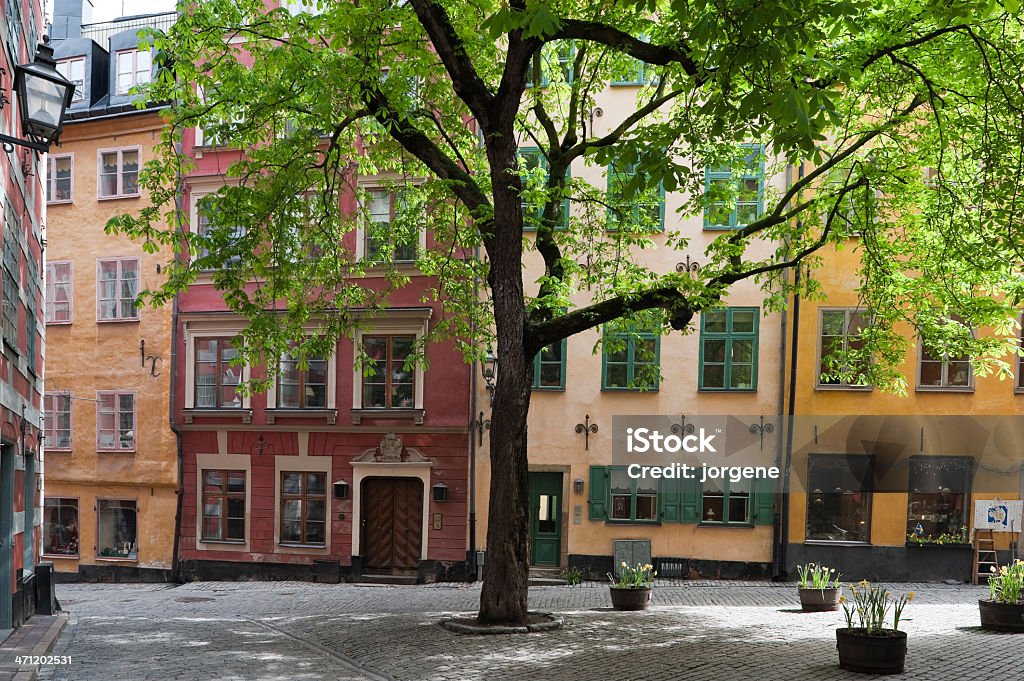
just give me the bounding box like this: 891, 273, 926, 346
0, 40, 76, 153
333, 479, 350, 499
481, 348, 497, 404
432, 482, 449, 502
574, 478, 585, 495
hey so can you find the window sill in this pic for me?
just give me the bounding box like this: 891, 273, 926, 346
45, 321, 73, 326
95, 556, 138, 562
266, 408, 336, 425
915, 386, 974, 393
605, 520, 661, 526
97, 194, 141, 201
183, 407, 253, 424
697, 388, 757, 393
47, 199, 73, 206
815, 384, 873, 391
600, 387, 660, 393
278, 543, 326, 550
41, 554, 78, 559
96, 317, 140, 324
803, 540, 872, 547
698, 522, 754, 528
45, 448, 72, 453
351, 408, 424, 425
532, 386, 565, 392
97, 448, 136, 454
200, 539, 246, 545
904, 542, 972, 549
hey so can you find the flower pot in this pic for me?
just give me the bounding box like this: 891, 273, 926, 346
978, 599, 1024, 632
609, 587, 652, 611
798, 587, 840, 612
836, 628, 907, 675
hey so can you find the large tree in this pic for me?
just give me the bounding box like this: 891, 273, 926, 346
116, 0, 1024, 623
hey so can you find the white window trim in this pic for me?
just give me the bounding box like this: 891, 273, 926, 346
95, 256, 140, 322
274, 455, 332, 554
815, 307, 873, 391
44, 392, 72, 451
183, 321, 252, 410
96, 146, 142, 200
46, 260, 73, 325
47, 153, 74, 204
354, 180, 427, 262
95, 390, 137, 452
265, 342, 337, 411
195, 453, 252, 552
351, 310, 430, 411
114, 49, 152, 96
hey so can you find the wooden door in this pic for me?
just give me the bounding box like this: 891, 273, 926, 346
362, 477, 423, 572
529, 472, 562, 566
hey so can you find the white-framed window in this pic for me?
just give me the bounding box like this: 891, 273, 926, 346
97, 258, 139, 321
115, 49, 151, 95
192, 193, 246, 268
356, 187, 424, 263
56, 57, 85, 101
266, 340, 336, 412
352, 311, 429, 412
917, 316, 973, 391
98, 147, 140, 198
283, 0, 323, 15
96, 391, 136, 451
183, 323, 252, 411
46, 261, 72, 324
44, 392, 72, 450
47, 154, 73, 203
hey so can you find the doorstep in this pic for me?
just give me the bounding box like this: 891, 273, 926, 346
0, 614, 68, 681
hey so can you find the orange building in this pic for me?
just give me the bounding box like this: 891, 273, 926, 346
44, 8, 178, 581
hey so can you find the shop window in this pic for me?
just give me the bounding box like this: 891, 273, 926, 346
97, 499, 138, 559
806, 455, 873, 543
906, 456, 973, 544
43, 498, 78, 556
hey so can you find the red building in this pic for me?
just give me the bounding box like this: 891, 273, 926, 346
0, 0, 47, 630
174, 117, 472, 584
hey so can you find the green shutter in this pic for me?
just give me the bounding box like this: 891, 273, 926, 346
753, 476, 776, 525
659, 477, 681, 522
681, 475, 701, 522
588, 466, 609, 520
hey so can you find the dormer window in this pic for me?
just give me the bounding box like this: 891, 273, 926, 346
115, 49, 152, 95
56, 58, 85, 102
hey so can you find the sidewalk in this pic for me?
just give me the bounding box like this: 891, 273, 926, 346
0, 615, 68, 681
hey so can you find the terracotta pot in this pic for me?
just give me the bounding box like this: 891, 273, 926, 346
978, 599, 1024, 632
798, 587, 841, 612
609, 586, 652, 611
835, 628, 907, 675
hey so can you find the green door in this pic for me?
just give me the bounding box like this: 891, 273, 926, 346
529, 472, 562, 567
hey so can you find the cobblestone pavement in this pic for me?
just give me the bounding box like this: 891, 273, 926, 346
38, 580, 1016, 681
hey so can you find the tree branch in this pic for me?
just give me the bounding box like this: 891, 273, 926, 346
552, 20, 705, 79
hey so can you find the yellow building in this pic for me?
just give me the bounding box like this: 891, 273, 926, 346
43, 13, 178, 581
782, 241, 1024, 581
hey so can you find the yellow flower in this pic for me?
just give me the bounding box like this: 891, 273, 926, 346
907, 592, 915, 602
990, 565, 997, 573
839, 595, 846, 603
859, 579, 870, 587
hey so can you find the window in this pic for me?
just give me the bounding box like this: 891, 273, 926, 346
277, 350, 328, 408
44, 393, 72, 450
1019, 314, 1024, 393
195, 338, 242, 408
363, 189, 418, 262
362, 335, 415, 408
2, 221, 18, 351
532, 339, 566, 390
606, 160, 663, 231
518, 148, 569, 231
527, 42, 573, 86
701, 475, 751, 524
918, 319, 972, 389
47, 155, 73, 203
806, 455, 873, 543
818, 309, 871, 388
609, 467, 658, 521
283, 0, 322, 14
98, 148, 140, 198
97, 391, 135, 451
97, 258, 139, 321
26, 297, 36, 374
699, 307, 758, 390
280, 472, 326, 545
611, 53, 650, 86
194, 196, 245, 267
56, 58, 85, 101
97, 499, 137, 559
704, 144, 764, 230
115, 49, 151, 95
45, 261, 72, 324
602, 328, 659, 391
43, 498, 78, 556
906, 456, 972, 543
202, 470, 246, 541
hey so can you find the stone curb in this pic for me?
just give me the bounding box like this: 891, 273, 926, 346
9, 613, 68, 681
440, 611, 564, 635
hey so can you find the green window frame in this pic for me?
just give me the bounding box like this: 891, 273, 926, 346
704, 143, 764, 230
532, 338, 566, 390
526, 42, 574, 87
700, 475, 752, 525
605, 467, 660, 522
518, 147, 569, 231
606, 160, 664, 232
698, 307, 759, 391
601, 327, 660, 391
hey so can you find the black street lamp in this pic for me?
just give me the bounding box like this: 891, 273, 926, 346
481, 347, 496, 404
0, 40, 76, 153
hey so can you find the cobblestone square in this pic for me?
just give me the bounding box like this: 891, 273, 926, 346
34, 581, 1021, 681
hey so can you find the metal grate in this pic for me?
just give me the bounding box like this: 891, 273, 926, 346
80, 12, 176, 47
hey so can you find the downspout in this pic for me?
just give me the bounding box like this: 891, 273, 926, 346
169, 145, 185, 584
772, 165, 792, 580
779, 162, 806, 581
467, 241, 483, 581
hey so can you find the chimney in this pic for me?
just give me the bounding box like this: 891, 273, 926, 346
50, 0, 94, 42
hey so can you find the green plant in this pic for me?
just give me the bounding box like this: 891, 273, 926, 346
906, 525, 968, 545
988, 559, 1024, 605
608, 562, 655, 589
796, 563, 841, 591
562, 566, 584, 586
840, 581, 914, 634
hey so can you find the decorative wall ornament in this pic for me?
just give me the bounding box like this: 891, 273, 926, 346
575, 414, 599, 450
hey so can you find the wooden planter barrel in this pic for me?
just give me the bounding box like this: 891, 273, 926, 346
978, 599, 1024, 632
609, 587, 652, 611
798, 587, 841, 612
835, 628, 907, 675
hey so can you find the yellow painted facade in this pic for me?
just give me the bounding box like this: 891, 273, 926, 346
43, 110, 177, 576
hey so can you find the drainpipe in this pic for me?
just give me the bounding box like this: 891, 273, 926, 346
169, 152, 185, 584
466, 244, 482, 581
779, 162, 806, 581
772, 166, 793, 580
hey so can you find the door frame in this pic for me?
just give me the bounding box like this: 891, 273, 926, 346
360, 477, 424, 571
351, 457, 433, 561
528, 471, 564, 567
